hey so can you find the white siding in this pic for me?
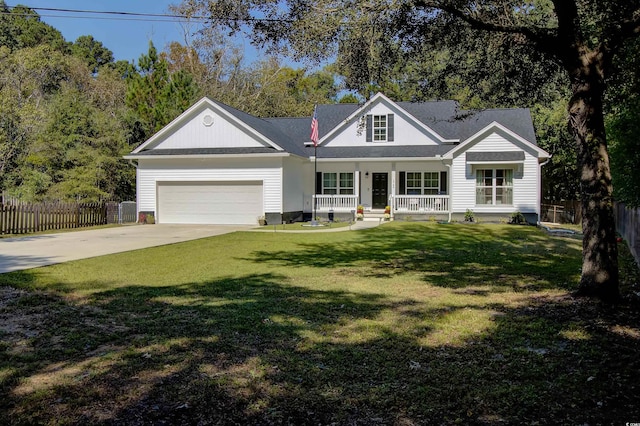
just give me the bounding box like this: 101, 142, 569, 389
149, 107, 266, 150
324, 102, 442, 147
451, 132, 540, 214
136, 157, 283, 214
282, 157, 305, 213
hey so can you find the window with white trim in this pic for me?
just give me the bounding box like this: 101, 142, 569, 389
423, 172, 440, 195
373, 115, 387, 141
366, 114, 394, 142
476, 169, 513, 205
406, 172, 422, 195
322, 172, 354, 195
323, 173, 337, 195
405, 172, 440, 195
339, 172, 354, 194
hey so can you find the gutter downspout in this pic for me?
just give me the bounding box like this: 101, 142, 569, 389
446, 163, 452, 223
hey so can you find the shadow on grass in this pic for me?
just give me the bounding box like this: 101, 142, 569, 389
249, 223, 582, 292
1, 270, 639, 424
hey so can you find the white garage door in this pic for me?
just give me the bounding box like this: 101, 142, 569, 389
157, 181, 263, 225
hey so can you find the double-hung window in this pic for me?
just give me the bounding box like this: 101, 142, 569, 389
476, 169, 513, 205
339, 172, 354, 194
406, 172, 423, 195
366, 114, 394, 142
322, 172, 354, 195
423, 172, 440, 195
373, 115, 387, 141
404, 172, 441, 195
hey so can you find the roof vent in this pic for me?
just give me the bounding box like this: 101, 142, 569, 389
202, 114, 214, 127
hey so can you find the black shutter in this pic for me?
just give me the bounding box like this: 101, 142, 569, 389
366, 115, 372, 142
316, 172, 322, 194
387, 114, 394, 141
399, 171, 406, 195
440, 171, 447, 194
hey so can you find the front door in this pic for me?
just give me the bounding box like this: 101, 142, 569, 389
372, 173, 388, 209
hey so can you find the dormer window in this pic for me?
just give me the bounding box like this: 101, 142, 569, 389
366, 114, 394, 142
373, 115, 387, 141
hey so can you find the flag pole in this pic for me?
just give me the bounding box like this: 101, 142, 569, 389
310, 104, 319, 225
313, 143, 317, 225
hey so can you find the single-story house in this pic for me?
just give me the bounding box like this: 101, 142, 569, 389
124, 92, 550, 225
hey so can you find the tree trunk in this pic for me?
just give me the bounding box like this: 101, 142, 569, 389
566, 49, 620, 302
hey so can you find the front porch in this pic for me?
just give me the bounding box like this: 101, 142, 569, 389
312, 194, 450, 215
309, 166, 450, 220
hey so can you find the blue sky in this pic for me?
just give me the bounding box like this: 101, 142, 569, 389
11, 0, 261, 64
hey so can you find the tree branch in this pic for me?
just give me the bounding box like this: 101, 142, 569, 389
413, 0, 558, 55
606, 8, 640, 56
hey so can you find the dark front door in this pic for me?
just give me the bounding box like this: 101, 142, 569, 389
372, 173, 388, 209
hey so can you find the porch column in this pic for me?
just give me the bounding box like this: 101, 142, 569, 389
391, 162, 396, 218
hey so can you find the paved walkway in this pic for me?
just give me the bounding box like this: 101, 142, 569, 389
0, 225, 251, 273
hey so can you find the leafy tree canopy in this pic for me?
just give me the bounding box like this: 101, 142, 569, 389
0, 1, 67, 52
71, 35, 114, 74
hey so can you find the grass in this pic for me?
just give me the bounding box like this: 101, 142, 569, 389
258, 221, 352, 231
0, 222, 638, 424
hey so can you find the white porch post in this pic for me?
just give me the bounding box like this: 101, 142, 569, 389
355, 170, 360, 218
391, 162, 396, 219
446, 163, 452, 223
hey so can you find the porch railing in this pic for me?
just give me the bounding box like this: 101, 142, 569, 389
313, 194, 359, 212
392, 195, 450, 213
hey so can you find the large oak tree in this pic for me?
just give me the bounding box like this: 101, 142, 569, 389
176, 0, 640, 302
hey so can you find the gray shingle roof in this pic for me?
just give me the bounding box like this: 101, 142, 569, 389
136, 96, 538, 160
262, 117, 311, 157
466, 151, 525, 162
206, 98, 309, 156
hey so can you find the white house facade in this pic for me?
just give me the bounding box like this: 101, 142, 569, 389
125, 93, 550, 225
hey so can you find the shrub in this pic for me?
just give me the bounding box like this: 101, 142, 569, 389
464, 209, 475, 222
510, 211, 527, 224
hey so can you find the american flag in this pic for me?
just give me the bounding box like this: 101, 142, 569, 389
310, 105, 319, 147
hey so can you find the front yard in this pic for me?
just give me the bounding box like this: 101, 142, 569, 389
1, 222, 638, 424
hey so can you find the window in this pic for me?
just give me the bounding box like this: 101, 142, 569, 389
373, 115, 387, 141
423, 172, 440, 195
403, 172, 441, 195
406, 172, 422, 195
366, 114, 394, 142
339, 172, 354, 194
322, 172, 354, 195
323, 173, 337, 195
476, 169, 513, 205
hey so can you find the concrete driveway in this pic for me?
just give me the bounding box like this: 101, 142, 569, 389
0, 224, 251, 273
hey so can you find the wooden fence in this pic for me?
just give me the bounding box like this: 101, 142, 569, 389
615, 202, 640, 265
541, 200, 581, 224
0, 201, 119, 235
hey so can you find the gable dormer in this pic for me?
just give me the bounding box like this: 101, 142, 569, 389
319, 93, 456, 148
365, 112, 394, 142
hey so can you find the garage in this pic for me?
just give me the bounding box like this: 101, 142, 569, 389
157, 181, 263, 225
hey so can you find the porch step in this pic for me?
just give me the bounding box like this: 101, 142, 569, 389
362, 212, 389, 222
363, 217, 386, 222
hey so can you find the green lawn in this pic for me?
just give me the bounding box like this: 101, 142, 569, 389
1, 222, 638, 424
